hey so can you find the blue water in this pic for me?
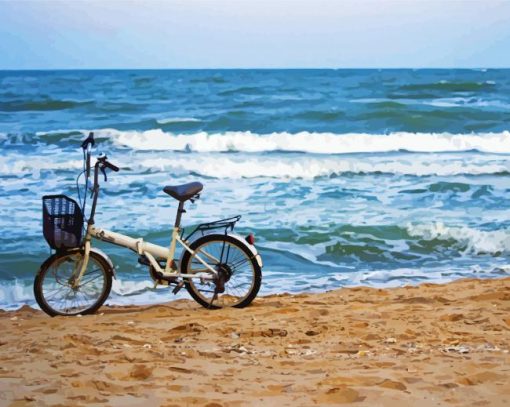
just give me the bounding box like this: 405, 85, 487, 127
1, 69, 510, 309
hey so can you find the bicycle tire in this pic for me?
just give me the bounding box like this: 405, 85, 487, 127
181, 234, 261, 309
34, 250, 113, 317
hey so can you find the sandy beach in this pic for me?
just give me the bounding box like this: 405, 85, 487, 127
1, 277, 509, 406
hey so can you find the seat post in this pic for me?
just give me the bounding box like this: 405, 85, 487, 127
174, 201, 185, 228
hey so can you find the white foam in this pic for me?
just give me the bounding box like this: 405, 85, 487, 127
407, 222, 510, 255
2, 262, 508, 310
35, 129, 83, 136
0, 280, 35, 310
156, 117, 201, 124
94, 129, 510, 155
138, 155, 509, 178
2, 151, 507, 179
0, 155, 82, 175
427, 97, 510, 109
0, 278, 189, 310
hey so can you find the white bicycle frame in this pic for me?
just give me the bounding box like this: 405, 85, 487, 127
72, 224, 219, 288
69, 145, 257, 289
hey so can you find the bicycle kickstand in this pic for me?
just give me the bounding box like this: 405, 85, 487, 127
208, 292, 218, 308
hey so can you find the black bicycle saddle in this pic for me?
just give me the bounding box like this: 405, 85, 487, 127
163, 182, 203, 202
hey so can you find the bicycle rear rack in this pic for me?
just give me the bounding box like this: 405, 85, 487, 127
182, 215, 241, 241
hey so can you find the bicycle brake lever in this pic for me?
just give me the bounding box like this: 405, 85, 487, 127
100, 165, 107, 182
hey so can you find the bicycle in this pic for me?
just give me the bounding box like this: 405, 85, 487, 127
34, 133, 263, 316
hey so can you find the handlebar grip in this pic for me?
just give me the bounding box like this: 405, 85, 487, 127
104, 161, 119, 172
81, 132, 95, 150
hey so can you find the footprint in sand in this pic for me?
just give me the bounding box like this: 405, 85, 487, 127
316, 387, 365, 404
130, 364, 153, 380
377, 379, 407, 391
458, 371, 506, 386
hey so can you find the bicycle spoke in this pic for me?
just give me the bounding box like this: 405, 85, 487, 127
229, 257, 250, 271
78, 273, 104, 287
81, 268, 102, 277
44, 284, 71, 301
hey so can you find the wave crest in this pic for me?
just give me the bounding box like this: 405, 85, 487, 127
139, 156, 508, 178
407, 223, 510, 255
94, 129, 510, 154
1, 153, 508, 178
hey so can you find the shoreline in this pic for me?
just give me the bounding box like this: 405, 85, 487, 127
1, 277, 509, 406
3, 271, 509, 312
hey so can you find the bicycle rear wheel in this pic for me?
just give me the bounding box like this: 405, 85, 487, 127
34, 250, 112, 316
181, 234, 261, 309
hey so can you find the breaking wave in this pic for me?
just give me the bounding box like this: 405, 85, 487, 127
91, 129, 510, 154
139, 156, 509, 178
2, 153, 508, 178
406, 223, 510, 256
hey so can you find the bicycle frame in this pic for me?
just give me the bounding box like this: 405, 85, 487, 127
71, 224, 219, 288
71, 156, 220, 288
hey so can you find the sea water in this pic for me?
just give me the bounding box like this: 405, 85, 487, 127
1, 69, 509, 309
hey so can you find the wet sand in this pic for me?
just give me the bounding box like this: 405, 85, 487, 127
1, 277, 509, 406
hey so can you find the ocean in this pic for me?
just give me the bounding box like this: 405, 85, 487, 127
1, 69, 509, 310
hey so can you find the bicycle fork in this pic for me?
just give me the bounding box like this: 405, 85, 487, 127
70, 238, 92, 289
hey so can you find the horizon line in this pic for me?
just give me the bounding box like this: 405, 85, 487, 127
1, 67, 510, 71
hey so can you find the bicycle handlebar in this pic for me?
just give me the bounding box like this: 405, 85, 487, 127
103, 160, 119, 172
81, 132, 95, 150
97, 155, 119, 172
81, 132, 95, 179
96, 155, 120, 182
79, 133, 121, 223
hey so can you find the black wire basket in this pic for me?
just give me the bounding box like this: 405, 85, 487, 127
42, 195, 84, 250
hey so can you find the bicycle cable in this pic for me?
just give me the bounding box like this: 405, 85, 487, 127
75, 169, 86, 218
80, 148, 91, 220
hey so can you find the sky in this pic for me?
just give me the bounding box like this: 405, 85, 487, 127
0, 0, 509, 69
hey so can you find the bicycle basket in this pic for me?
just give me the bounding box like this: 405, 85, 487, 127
42, 195, 84, 250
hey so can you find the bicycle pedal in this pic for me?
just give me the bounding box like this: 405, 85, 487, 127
172, 281, 184, 295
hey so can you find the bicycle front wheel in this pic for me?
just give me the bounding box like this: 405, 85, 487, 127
181, 234, 261, 309
34, 250, 112, 316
